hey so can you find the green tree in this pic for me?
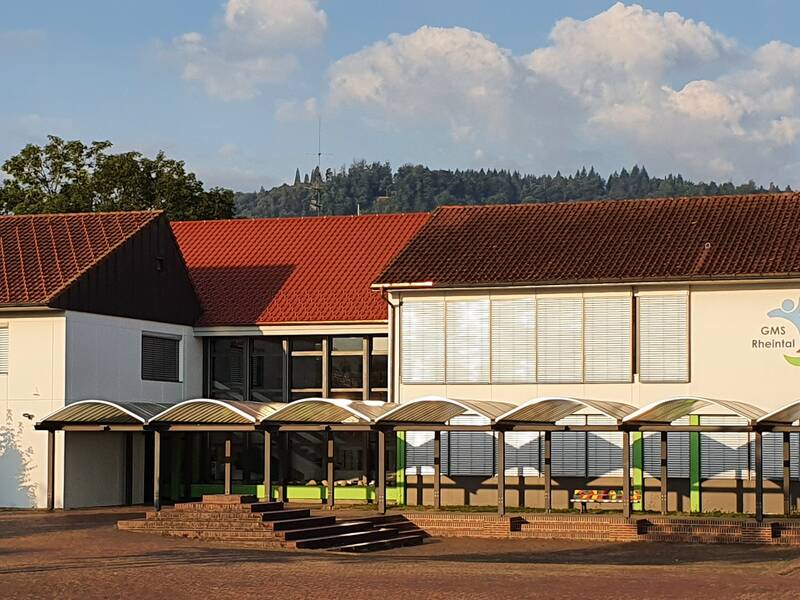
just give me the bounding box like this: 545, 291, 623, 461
0, 136, 235, 220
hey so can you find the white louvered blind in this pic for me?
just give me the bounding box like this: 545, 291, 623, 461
668, 416, 690, 478
404, 431, 434, 475
0, 326, 8, 374
642, 431, 661, 478
760, 432, 784, 480
751, 432, 799, 481
552, 415, 586, 476
584, 296, 632, 383
701, 416, 749, 479
401, 302, 445, 384
505, 432, 541, 476
587, 415, 624, 477
491, 298, 535, 383
537, 297, 583, 383
638, 294, 689, 382
447, 415, 494, 476
446, 300, 490, 383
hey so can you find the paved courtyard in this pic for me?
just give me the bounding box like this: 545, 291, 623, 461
2, 508, 800, 599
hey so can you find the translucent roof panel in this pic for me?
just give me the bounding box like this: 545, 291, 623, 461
623, 396, 766, 424
376, 396, 516, 424
264, 398, 391, 424
38, 400, 172, 426
495, 397, 636, 424
150, 399, 281, 425
758, 400, 800, 425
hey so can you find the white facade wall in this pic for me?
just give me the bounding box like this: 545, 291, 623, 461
391, 282, 800, 412
0, 311, 66, 509
0, 309, 203, 509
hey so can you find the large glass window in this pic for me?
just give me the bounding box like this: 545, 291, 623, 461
330, 336, 364, 399
210, 338, 245, 400
250, 338, 283, 402
370, 336, 388, 401
291, 337, 323, 398
206, 334, 389, 402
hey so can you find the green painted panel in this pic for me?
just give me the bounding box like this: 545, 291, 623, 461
690, 414, 701, 513
632, 431, 644, 511
396, 431, 406, 506
189, 483, 397, 503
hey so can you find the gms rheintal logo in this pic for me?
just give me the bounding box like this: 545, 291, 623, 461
765, 299, 800, 366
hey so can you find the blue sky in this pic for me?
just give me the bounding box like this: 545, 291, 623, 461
2, 1, 800, 191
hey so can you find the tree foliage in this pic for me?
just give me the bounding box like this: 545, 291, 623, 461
0, 136, 235, 220
236, 161, 790, 218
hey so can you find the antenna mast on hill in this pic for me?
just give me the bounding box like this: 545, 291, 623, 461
306, 115, 331, 216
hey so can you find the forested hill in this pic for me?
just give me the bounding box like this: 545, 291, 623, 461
235, 162, 790, 218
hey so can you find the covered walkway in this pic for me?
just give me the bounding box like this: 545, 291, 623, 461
36, 395, 800, 520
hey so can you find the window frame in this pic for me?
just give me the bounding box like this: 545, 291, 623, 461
141, 331, 182, 383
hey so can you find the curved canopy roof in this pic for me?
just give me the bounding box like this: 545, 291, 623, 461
37, 400, 172, 427
757, 400, 800, 425
264, 398, 390, 424
150, 399, 280, 425
376, 396, 515, 424
495, 397, 636, 424
623, 396, 766, 425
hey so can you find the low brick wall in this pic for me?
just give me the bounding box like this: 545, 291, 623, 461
400, 512, 519, 538
399, 511, 800, 545
513, 514, 640, 542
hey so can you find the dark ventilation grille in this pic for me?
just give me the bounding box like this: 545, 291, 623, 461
142, 334, 180, 382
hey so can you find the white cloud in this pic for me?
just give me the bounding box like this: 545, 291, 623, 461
275, 97, 319, 122
326, 3, 800, 186
329, 27, 518, 142
161, 0, 326, 101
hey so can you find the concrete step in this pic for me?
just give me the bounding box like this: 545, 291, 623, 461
173, 501, 284, 513
126, 520, 269, 531
257, 509, 313, 522
148, 510, 268, 521
202, 494, 259, 504
331, 532, 426, 553
291, 528, 398, 550
278, 521, 373, 541
267, 516, 337, 532
155, 529, 278, 541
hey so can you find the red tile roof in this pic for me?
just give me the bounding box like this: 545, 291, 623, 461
374, 194, 800, 287
0, 211, 162, 305
172, 213, 430, 326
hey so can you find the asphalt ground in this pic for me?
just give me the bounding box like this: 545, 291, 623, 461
2, 507, 800, 599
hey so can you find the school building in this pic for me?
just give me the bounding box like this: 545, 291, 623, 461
5, 193, 800, 519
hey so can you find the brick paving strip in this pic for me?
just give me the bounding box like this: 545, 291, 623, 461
3, 508, 800, 599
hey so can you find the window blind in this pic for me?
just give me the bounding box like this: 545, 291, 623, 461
751, 432, 799, 481
700, 416, 749, 479
552, 415, 586, 476
0, 326, 8, 374
491, 298, 535, 383
141, 334, 180, 382
504, 432, 540, 476
587, 415, 624, 477
760, 432, 784, 481
404, 431, 434, 475
668, 416, 690, 478
584, 296, 632, 383
638, 294, 689, 383
447, 415, 494, 476
446, 300, 490, 383
536, 297, 583, 384
642, 431, 661, 478
400, 302, 445, 384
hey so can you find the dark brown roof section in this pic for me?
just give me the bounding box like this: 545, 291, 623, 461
374, 193, 800, 288
0, 211, 201, 325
